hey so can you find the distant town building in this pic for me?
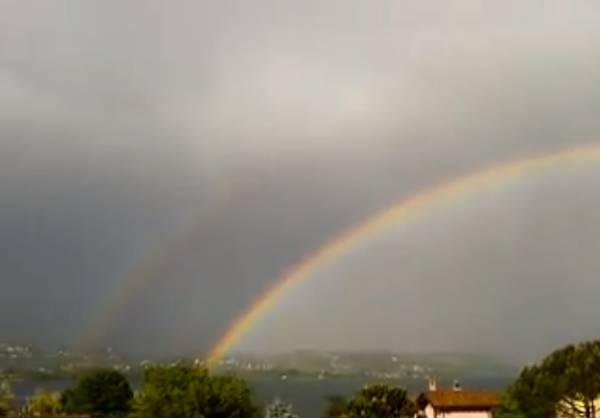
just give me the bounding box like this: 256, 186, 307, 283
0, 343, 33, 359
417, 378, 500, 418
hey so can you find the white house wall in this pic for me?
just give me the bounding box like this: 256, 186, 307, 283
439, 412, 492, 418
427, 408, 492, 418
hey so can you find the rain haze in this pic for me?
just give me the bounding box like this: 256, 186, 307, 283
2, 0, 600, 364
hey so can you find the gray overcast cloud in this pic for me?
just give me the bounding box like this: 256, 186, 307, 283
2, 0, 600, 361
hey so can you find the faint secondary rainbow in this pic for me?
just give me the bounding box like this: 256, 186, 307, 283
76, 177, 255, 350
207, 143, 600, 364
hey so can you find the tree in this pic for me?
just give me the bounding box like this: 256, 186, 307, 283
130, 366, 258, 418
0, 376, 14, 417
323, 396, 348, 418
504, 364, 558, 418
27, 390, 62, 417
507, 340, 600, 418
493, 392, 527, 418
265, 399, 299, 418
330, 384, 415, 418
61, 369, 133, 417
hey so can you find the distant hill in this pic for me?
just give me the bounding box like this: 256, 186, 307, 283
223, 350, 518, 381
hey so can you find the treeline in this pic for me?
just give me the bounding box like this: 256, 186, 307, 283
0, 366, 416, 418
1, 367, 257, 418
1, 339, 599, 418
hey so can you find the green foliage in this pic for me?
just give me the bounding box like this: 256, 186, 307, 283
493, 392, 527, 418
323, 396, 348, 418
325, 384, 415, 418
265, 398, 299, 418
507, 340, 600, 418
0, 376, 15, 417
130, 366, 258, 418
26, 389, 63, 416
61, 369, 133, 417
504, 365, 557, 418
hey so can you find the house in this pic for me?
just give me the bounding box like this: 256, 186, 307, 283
417, 379, 501, 418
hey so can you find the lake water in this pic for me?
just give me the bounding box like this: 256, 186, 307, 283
15, 375, 512, 418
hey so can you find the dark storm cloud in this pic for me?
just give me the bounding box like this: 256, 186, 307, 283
2, 0, 600, 361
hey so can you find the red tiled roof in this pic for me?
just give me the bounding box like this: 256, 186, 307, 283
425, 390, 501, 410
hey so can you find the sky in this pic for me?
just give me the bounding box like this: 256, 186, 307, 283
2, 0, 600, 363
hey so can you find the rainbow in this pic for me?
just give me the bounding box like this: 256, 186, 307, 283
206, 143, 600, 364
77, 180, 252, 350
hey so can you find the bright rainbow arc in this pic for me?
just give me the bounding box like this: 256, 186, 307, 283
207, 144, 600, 365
